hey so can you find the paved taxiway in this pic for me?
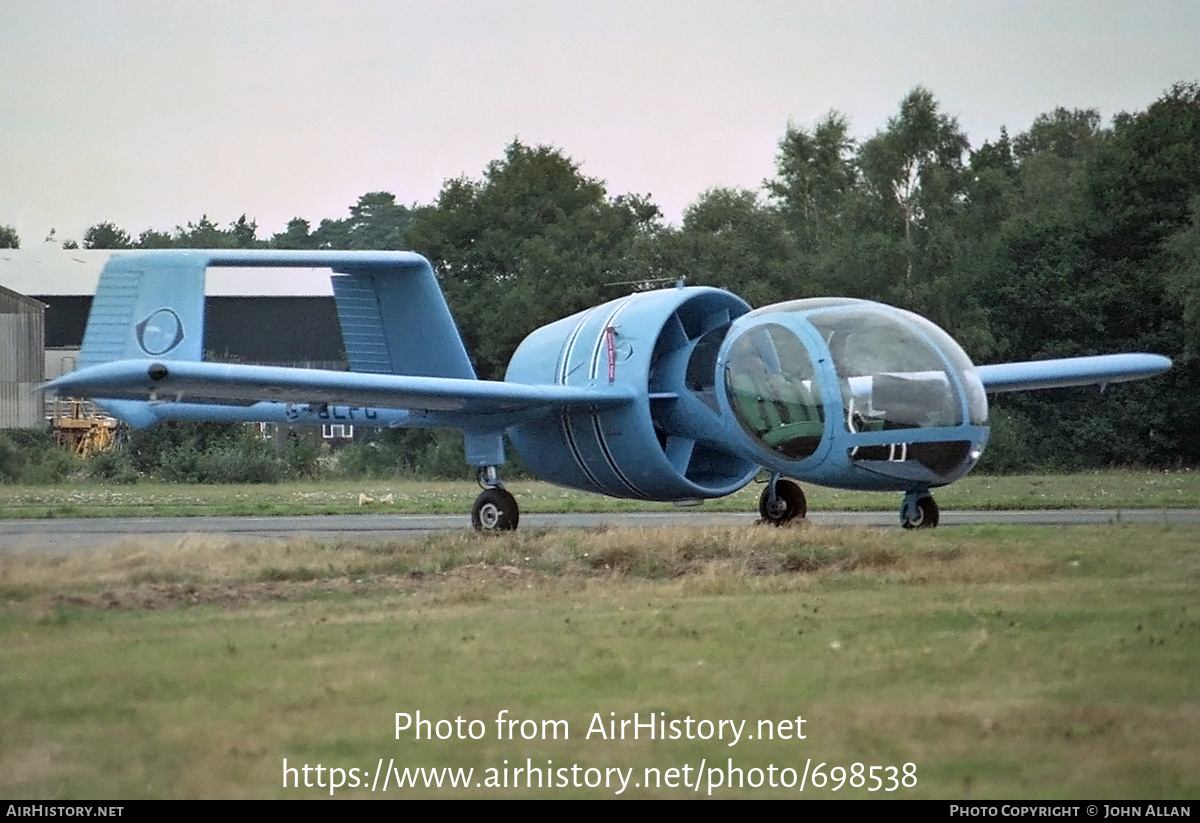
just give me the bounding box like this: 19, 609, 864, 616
2, 509, 1198, 553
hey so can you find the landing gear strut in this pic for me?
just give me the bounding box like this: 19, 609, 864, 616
759, 475, 807, 526
471, 466, 519, 532
900, 490, 939, 529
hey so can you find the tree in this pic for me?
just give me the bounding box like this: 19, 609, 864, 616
405, 140, 661, 379
647, 187, 799, 307
856, 87, 971, 308
766, 111, 856, 245
1088, 82, 1200, 264
1166, 196, 1200, 353
136, 229, 174, 249
270, 217, 318, 250
282, 193, 414, 250
342, 192, 412, 249
171, 214, 260, 248
964, 127, 1017, 233
228, 214, 258, 248
0, 225, 17, 249
83, 222, 134, 249
978, 85, 1200, 468
1013, 107, 1103, 161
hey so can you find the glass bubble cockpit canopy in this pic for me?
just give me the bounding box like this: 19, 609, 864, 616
721, 298, 989, 487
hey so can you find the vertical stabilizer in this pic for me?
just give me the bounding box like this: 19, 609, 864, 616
332, 264, 476, 379
78, 253, 207, 368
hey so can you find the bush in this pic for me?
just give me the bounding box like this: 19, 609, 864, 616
0, 429, 79, 484
195, 441, 282, 484
158, 445, 204, 483
127, 421, 246, 474
85, 449, 140, 484
414, 431, 476, 480
0, 433, 25, 482
975, 406, 1037, 474
335, 441, 397, 478
284, 437, 323, 479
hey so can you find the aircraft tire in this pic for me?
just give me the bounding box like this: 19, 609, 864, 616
472, 487, 520, 532
758, 479, 807, 525
901, 495, 939, 529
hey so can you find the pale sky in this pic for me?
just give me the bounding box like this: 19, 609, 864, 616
2, 0, 1198, 244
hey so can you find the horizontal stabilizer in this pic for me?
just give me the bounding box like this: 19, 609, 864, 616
976, 353, 1171, 393
42, 359, 635, 416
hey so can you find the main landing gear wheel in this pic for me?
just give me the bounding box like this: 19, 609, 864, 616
759, 479, 807, 526
472, 487, 520, 532
900, 493, 939, 529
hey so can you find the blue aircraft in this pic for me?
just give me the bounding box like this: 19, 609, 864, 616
42, 250, 1171, 530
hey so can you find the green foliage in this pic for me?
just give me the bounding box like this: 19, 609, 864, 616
124, 422, 301, 483
0, 224, 19, 249
271, 193, 413, 251
1165, 196, 1200, 354
136, 229, 174, 248
333, 442, 396, 479
171, 214, 260, 249
82, 222, 133, 249
270, 217, 319, 250
334, 429, 477, 480
157, 445, 204, 483
193, 440, 282, 484
90, 215, 265, 250
127, 421, 247, 475
84, 449, 139, 485
417, 431, 477, 480
0, 430, 78, 484
767, 111, 856, 244
0, 433, 26, 482
974, 406, 1036, 474
283, 437, 322, 479
647, 187, 800, 307
406, 139, 660, 379
147, 431, 282, 484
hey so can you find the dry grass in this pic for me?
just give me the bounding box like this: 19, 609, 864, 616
0, 524, 1059, 612
3, 524, 1196, 798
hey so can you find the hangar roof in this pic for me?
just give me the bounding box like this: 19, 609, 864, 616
0, 245, 334, 297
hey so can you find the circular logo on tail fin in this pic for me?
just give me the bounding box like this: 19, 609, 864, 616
136, 308, 185, 355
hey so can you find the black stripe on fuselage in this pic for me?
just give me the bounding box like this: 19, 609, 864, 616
560, 412, 608, 495
559, 306, 597, 385
556, 307, 607, 493
590, 413, 649, 499
582, 297, 647, 498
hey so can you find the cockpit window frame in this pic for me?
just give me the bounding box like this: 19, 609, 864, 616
722, 322, 829, 463
722, 299, 990, 487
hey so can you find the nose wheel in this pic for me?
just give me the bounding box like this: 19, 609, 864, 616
472, 466, 519, 532
900, 491, 939, 529
759, 477, 807, 525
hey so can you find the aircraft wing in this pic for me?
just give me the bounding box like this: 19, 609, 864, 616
975, 353, 1171, 393
41, 359, 635, 416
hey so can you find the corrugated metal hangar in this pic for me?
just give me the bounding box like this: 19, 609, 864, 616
0, 246, 348, 429
0, 284, 45, 428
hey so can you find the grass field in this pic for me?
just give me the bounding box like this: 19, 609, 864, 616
1, 469, 1198, 518
2, 521, 1197, 798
